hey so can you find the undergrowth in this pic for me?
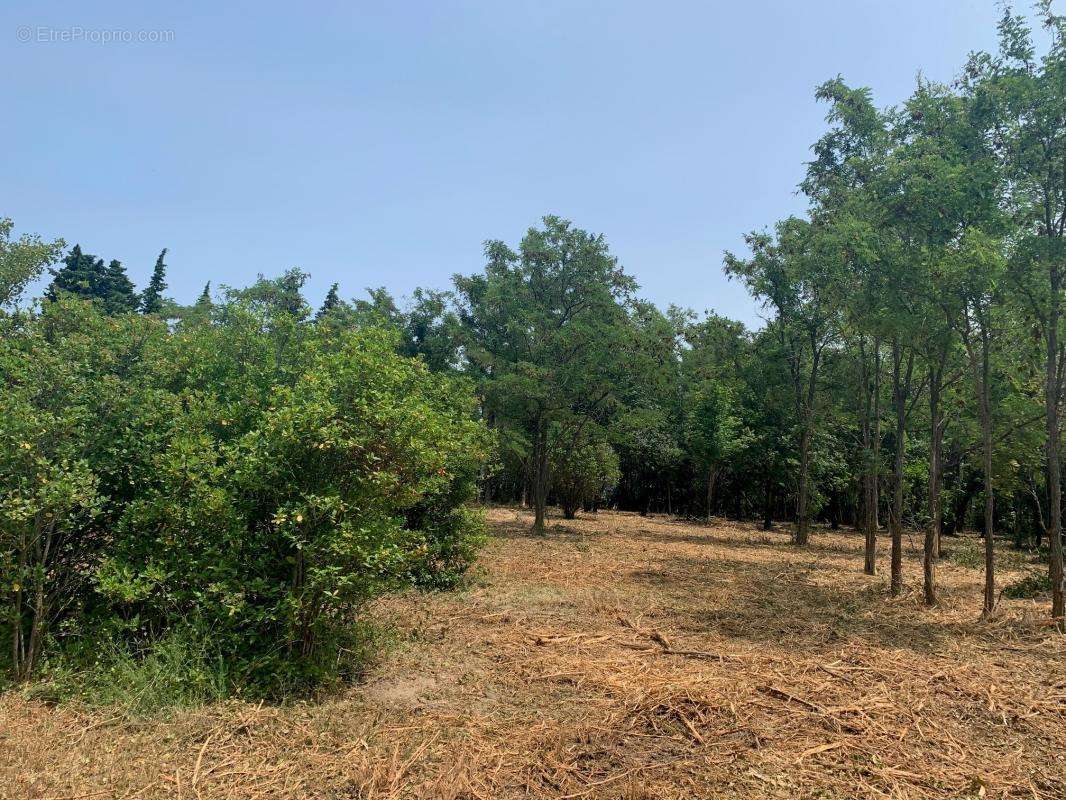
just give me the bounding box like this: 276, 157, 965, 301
1004, 571, 1053, 600
944, 536, 1037, 571
23, 617, 393, 716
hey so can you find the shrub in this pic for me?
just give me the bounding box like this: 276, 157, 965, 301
0, 295, 491, 693
1004, 571, 1052, 600
549, 424, 620, 519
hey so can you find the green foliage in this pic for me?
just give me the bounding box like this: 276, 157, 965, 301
684, 381, 740, 475
45, 245, 139, 313
0, 287, 491, 694
316, 282, 341, 320
456, 215, 635, 532
140, 249, 168, 314
0, 218, 64, 309
1004, 570, 1052, 599
549, 424, 620, 519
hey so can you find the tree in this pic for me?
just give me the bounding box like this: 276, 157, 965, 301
948, 230, 1009, 614
969, 7, 1066, 626
725, 217, 840, 545
549, 423, 619, 519
227, 268, 310, 320
1, 288, 491, 684
316, 282, 341, 320
882, 79, 1001, 604
140, 249, 168, 314
804, 77, 890, 575
46, 245, 106, 304
455, 216, 635, 534
684, 380, 740, 519
44, 245, 139, 315
0, 218, 64, 309
100, 259, 139, 314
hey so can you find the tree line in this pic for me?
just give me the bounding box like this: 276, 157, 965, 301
443, 9, 1062, 626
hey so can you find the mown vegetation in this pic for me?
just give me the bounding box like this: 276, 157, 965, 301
2, 7, 1065, 705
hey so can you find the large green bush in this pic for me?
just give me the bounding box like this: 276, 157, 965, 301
1, 295, 490, 692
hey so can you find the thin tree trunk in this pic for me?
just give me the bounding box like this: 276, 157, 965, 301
925, 354, 946, 605
1047, 261, 1064, 628
860, 336, 881, 575
795, 427, 812, 545
981, 389, 995, 615
705, 467, 718, 522
872, 342, 882, 536
762, 472, 773, 531
12, 524, 26, 675
793, 343, 822, 547
890, 339, 913, 598
22, 520, 54, 679
532, 414, 549, 534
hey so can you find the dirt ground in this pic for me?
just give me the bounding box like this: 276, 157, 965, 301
2, 508, 1064, 799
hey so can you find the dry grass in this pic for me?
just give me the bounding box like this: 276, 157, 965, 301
2, 508, 1064, 799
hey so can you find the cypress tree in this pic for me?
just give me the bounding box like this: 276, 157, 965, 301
141, 249, 168, 314
196, 282, 212, 308
317, 282, 341, 320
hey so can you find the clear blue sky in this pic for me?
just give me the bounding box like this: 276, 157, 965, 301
0, 1, 1041, 327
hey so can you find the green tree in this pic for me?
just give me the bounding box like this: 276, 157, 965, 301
549, 423, 619, 519
0, 218, 64, 309
804, 77, 890, 574
44, 246, 139, 315
100, 259, 139, 314
45, 245, 106, 304
455, 216, 634, 534
316, 282, 341, 320
726, 217, 840, 545
140, 249, 168, 314
684, 380, 740, 519
968, 6, 1066, 625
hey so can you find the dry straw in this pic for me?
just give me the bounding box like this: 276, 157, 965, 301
2, 508, 1063, 799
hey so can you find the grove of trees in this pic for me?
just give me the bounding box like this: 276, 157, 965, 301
1, 6, 1064, 695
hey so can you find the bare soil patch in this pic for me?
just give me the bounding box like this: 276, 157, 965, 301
2, 508, 1063, 799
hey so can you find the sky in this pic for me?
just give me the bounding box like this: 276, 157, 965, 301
0, 1, 1046, 328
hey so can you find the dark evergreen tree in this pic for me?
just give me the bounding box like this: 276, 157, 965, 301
140, 249, 168, 314
101, 260, 138, 314
316, 282, 341, 320
46, 245, 107, 302
196, 282, 212, 308
46, 245, 138, 314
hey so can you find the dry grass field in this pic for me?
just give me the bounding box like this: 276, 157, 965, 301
2, 507, 1063, 799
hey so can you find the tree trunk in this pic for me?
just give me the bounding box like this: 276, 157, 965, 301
890, 339, 912, 598
860, 336, 882, 575
1047, 262, 1064, 628
532, 414, 549, 534
925, 356, 945, 606
795, 426, 812, 545
966, 318, 997, 616
791, 342, 822, 547
705, 467, 718, 522
762, 473, 773, 531
981, 401, 995, 615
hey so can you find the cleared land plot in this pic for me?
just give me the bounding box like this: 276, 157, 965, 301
2, 507, 1063, 799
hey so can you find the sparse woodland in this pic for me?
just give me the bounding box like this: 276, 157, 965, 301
0, 3, 1064, 769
